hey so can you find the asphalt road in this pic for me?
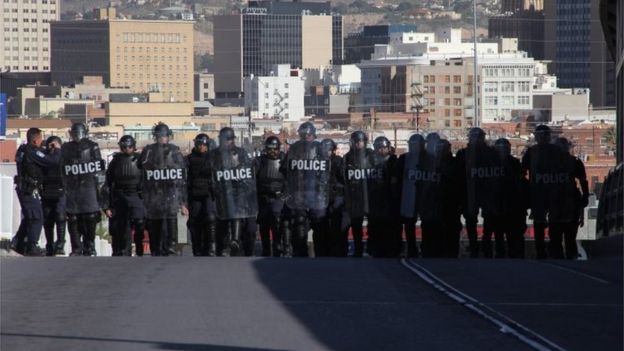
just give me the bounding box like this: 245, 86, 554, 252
1, 256, 622, 351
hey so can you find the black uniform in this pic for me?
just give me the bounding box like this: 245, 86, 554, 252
210, 146, 258, 257
456, 143, 500, 258
284, 140, 331, 257
61, 139, 105, 256
324, 153, 346, 257
396, 148, 425, 258
342, 147, 374, 257
105, 152, 145, 256
367, 152, 400, 257
41, 148, 67, 256
548, 154, 588, 259
255, 152, 288, 257
13, 144, 61, 255
139, 143, 187, 256
521, 143, 565, 259
186, 148, 217, 256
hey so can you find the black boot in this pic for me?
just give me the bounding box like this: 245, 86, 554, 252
206, 221, 217, 257
67, 215, 82, 256
229, 220, 242, 256
54, 220, 66, 255
133, 219, 145, 256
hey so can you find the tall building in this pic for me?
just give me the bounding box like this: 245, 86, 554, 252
344, 24, 417, 64
501, 0, 544, 12
599, 0, 622, 163
213, 0, 342, 98
489, 8, 545, 60
1, 0, 60, 72
50, 14, 194, 102
544, 0, 615, 108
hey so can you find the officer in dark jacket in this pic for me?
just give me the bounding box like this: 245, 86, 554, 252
139, 123, 188, 256
41, 136, 66, 256
12, 128, 62, 256
521, 125, 564, 259
105, 135, 145, 256
186, 133, 217, 256
320, 138, 346, 257
342, 131, 374, 257
550, 137, 589, 259
255, 136, 288, 257
61, 123, 105, 256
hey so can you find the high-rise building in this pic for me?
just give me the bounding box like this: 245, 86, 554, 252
544, 0, 615, 108
1, 0, 60, 72
344, 24, 417, 64
213, 0, 342, 98
501, 0, 544, 12
50, 14, 194, 102
489, 8, 545, 60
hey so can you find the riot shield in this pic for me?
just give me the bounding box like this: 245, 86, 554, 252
285, 140, 331, 211
460, 144, 502, 218
399, 150, 424, 219
139, 143, 187, 219
61, 139, 106, 214
211, 146, 258, 220
367, 153, 394, 219
343, 148, 374, 218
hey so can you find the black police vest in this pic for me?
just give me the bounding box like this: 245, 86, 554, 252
112, 152, 141, 192
187, 151, 212, 197
257, 154, 285, 195
41, 159, 64, 199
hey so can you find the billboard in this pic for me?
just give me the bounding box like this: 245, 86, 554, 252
0, 93, 6, 139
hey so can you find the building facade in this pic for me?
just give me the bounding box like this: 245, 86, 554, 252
544, 0, 615, 108
51, 18, 194, 103
1, 0, 60, 72
194, 73, 215, 101
243, 64, 305, 122
489, 8, 545, 60
344, 24, 417, 64
213, 1, 342, 98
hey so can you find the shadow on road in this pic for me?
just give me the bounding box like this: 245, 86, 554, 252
0, 332, 286, 351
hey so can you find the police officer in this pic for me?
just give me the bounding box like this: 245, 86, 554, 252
105, 135, 145, 256
139, 123, 188, 256
186, 133, 217, 257
456, 128, 499, 258
283, 122, 331, 257
12, 128, 62, 256
342, 131, 374, 257
41, 136, 67, 256
320, 138, 346, 257
255, 136, 288, 257
550, 137, 589, 259
368, 136, 400, 257
521, 125, 562, 259
438, 139, 463, 258
210, 127, 258, 257
397, 134, 425, 258
61, 122, 105, 256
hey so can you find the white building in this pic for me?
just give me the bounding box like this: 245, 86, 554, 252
244, 64, 305, 122
374, 28, 503, 60
0, 0, 61, 72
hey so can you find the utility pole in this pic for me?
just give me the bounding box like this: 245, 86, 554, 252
473, 0, 479, 128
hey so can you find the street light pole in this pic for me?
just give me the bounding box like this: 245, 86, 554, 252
473, 0, 479, 128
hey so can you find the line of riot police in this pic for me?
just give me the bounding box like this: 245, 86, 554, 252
13, 121, 588, 259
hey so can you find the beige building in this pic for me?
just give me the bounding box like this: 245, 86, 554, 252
1, 0, 60, 72
105, 91, 193, 127
194, 73, 214, 101
51, 16, 194, 103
